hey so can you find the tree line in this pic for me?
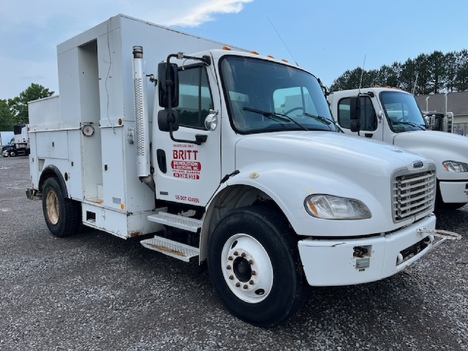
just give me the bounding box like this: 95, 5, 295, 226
2, 49, 468, 131
0, 84, 53, 131
329, 49, 468, 94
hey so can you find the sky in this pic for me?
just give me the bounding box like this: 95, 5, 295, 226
1, 0, 467, 99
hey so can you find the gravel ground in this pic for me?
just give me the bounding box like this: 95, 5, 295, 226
0, 156, 467, 351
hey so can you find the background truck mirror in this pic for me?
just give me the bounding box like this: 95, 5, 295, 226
158, 62, 179, 108
158, 109, 179, 132
349, 96, 361, 132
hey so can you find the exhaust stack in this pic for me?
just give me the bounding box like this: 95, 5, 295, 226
132, 46, 155, 191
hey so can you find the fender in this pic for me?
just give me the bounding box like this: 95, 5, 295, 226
39, 165, 69, 199
393, 130, 468, 181
199, 161, 421, 263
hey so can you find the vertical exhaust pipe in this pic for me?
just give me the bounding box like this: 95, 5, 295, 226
132, 46, 155, 191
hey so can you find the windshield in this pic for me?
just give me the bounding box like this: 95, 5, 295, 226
220, 56, 338, 133
380, 91, 427, 132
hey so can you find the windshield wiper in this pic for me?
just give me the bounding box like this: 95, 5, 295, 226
242, 106, 309, 131
303, 112, 338, 131
393, 120, 426, 130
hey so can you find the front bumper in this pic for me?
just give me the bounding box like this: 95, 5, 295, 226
298, 214, 436, 286
439, 180, 468, 204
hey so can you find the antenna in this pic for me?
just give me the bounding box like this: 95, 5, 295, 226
358, 55, 366, 91
267, 17, 299, 66
412, 72, 418, 95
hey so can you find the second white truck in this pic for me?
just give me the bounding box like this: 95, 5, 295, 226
328, 87, 468, 210
26, 15, 452, 327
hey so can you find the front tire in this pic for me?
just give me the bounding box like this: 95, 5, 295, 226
207, 206, 308, 328
42, 177, 81, 237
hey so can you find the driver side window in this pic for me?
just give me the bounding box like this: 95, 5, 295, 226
177, 65, 213, 129
338, 97, 377, 131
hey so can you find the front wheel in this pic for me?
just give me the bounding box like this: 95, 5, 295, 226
207, 206, 308, 327
42, 177, 81, 237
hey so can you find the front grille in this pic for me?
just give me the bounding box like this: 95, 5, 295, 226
393, 171, 435, 221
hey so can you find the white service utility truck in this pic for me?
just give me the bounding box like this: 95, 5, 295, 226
27, 15, 448, 327
328, 87, 468, 210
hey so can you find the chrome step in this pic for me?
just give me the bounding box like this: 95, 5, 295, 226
147, 210, 202, 233
140, 236, 199, 262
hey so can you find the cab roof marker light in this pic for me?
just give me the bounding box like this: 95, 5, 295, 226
222, 45, 232, 51
250, 51, 259, 55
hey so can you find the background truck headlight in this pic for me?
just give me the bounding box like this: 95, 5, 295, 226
304, 194, 372, 220
442, 161, 468, 173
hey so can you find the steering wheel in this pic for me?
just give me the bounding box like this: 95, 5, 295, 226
284, 107, 304, 116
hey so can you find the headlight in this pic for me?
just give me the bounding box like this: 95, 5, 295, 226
442, 161, 468, 173
304, 194, 372, 220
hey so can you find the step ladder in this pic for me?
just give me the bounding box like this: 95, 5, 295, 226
143, 209, 202, 262
140, 236, 199, 262
147, 210, 202, 233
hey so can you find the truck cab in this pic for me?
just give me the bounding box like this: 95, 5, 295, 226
328, 87, 468, 209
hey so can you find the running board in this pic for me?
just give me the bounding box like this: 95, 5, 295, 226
140, 236, 199, 262
147, 210, 202, 233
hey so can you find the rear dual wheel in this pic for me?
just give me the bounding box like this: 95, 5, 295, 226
208, 206, 308, 328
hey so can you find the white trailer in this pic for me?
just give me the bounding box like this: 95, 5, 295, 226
328, 87, 468, 210
27, 15, 449, 327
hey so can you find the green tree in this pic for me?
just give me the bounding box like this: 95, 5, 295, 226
10, 83, 54, 124
330, 68, 365, 91
455, 49, 468, 91
427, 51, 446, 94
0, 99, 15, 131
400, 58, 418, 93
330, 49, 468, 94
444, 51, 458, 92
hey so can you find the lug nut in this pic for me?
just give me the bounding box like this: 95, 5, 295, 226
241, 252, 246, 258
226, 265, 232, 270
249, 280, 254, 285
228, 256, 233, 261
251, 270, 257, 276
236, 282, 240, 287
229, 275, 234, 280
248, 259, 254, 264
234, 251, 239, 256
243, 284, 248, 289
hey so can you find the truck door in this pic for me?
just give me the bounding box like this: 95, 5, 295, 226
153, 63, 221, 207
336, 96, 384, 141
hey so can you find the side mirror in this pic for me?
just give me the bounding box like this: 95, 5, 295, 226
204, 110, 219, 131
158, 109, 179, 132
158, 62, 179, 108
349, 97, 361, 132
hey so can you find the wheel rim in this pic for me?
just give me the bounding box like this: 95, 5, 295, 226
221, 233, 273, 303
46, 190, 60, 225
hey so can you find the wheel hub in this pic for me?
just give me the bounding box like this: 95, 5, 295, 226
46, 191, 60, 225
221, 234, 273, 303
